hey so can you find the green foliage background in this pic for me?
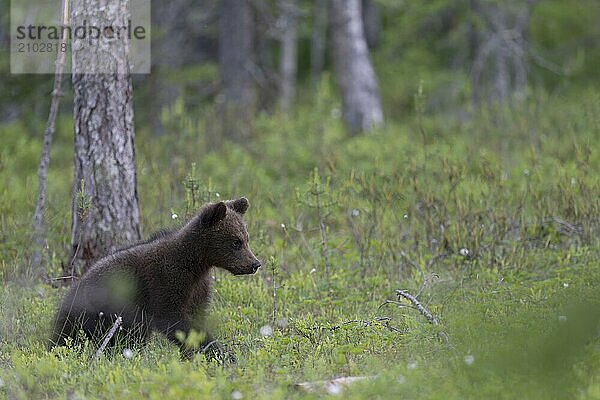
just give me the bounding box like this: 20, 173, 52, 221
1, 1, 600, 398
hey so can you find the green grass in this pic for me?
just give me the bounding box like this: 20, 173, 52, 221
0, 88, 599, 398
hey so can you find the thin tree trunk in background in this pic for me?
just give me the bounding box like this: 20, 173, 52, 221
329, 0, 384, 134
218, 0, 256, 143
469, 0, 482, 106
492, 8, 510, 102
513, 4, 531, 96
494, 36, 510, 102
279, 0, 298, 112
149, 0, 199, 136
361, 0, 381, 49
67, 0, 141, 275
31, 0, 70, 278
310, 0, 327, 86
470, 0, 533, 106
0, 3, 5, 46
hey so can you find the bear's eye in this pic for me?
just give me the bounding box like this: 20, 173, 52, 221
232, 239, 243, 250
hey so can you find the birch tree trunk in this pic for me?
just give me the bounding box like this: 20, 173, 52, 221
218, 0, 256, 142
67, 0, 141, 275
310, 0, 328, 86
329, 0, 383, 134
470, 0, 533, 106
279, 0, 298, 112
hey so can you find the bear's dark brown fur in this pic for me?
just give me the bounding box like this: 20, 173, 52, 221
49, 197, 260, 359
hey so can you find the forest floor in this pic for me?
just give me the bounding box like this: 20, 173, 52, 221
1, 92, 599, 399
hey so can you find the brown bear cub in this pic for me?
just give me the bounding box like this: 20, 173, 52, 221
49, 197, 260, 360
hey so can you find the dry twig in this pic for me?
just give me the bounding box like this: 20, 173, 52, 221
31, 0, 70, 276
92, 316, 122, 361
394, 289, 451, 345
396, 289, 439, 325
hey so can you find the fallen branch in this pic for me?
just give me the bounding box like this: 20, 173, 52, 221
395, 289, 451, 346
396, 289, 439, 325
92, 316, 122, 361
47, 275, 78, 282
295, 376, 375, 394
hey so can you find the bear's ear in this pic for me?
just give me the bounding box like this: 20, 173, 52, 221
201, 201, 227, 227
231, 197, 249, 215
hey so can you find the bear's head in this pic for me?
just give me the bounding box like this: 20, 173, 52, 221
197, 197, 261, 275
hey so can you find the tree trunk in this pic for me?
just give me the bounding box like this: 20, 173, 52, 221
310, 0, 328, 86
279, 0, 298, 112
470, 0, 533, 106
68, 0, 141, 275
218, 0, 256, 143
361, 0, 381, 49
329, 0, 384, 134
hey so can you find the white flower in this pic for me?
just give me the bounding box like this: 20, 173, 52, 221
123, 348, 133, 358
231, 390, 243, 400
281, 223, 286, 229
351, 209, 360, 217
216, 193, 221, 198
260, 325, 273, 337
459, 248, 470, 257
403, 214, 409, 220
171, 213, 178, 220
310, 268, 316, 274
524, 169, 530, 176
464, 354, 475, 365
563, 282, 569, 288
